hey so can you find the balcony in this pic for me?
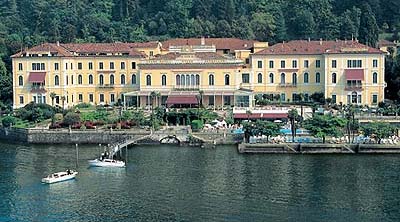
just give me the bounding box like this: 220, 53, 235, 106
173, 86, 200, 91
97, 84, 115, 89
278, 83, 297, 87
345, 84, 363, 91
30, 86, 47, 93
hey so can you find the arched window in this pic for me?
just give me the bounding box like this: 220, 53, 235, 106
304, 73, 309, 84
225, 74, 230, 85
181, 75, 185, 86
71, 75, 74, 85
258, 73, 263, 83
18, 76, 23, 86
316, 72, 320, 83
54, 75, 59, 86
280, 73, 285, 84
292, 73, 297, 85
269, 73, 274, 83
78, 74, 83, 85
176, 75, 180, 85
99, 75, 104, 85
186, 75, 190, 86
146, 75, 151, 86
191, 74, 195, 86
110, 74, 115, 85
373, 72, 378, 84
131, 74, 136, 85
332, 73, 337, 84
209, 74, 214, 86
121, 74, 126, 85
196, 74, 200, 85
162, 74, 166, 86
89, 74, 93, 84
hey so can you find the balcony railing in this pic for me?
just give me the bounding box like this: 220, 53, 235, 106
278, 83, 297, 87
173, 86, 200, 91
30, 86, 47, 93
345, 84, 363, 91
97, 84, 115, 89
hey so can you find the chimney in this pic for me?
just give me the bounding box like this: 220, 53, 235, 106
319, 38, 323, 45
308, 37, 311, 42
56, 41, 60, 46
201, 36, 205, 45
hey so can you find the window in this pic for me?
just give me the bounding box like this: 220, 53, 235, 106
110, 75, 114, 85
18, 76, 23, 86
66, 76, 69, 85
99, 75, 104, 85
131, 74, 137, 84
121, 62, 125, 70
18, 63, 23, 71
19, 96, 24, 104
71, 75, 74, 85
373, 59, 378, 68
110, 94, 115, 103
373, 72, 378, 84
269, 73, 274, 83
32, 63, 45, 70
208, 96, 214, 106
209, 74, 214, 86
150, 51, 154, 57
99, 94, 104, 103
78, 75, 82, 85
332, 95, 336, 104
89, 75, 93, 84
242, 74, 250, 83
332, 73, 337, 84
316, 72, 321, 83
372, 94, 378, 104
257, 61, 263, 68
316, 60, 321, 68
78, 63, 82, 70
161, 75, 166, 86
332, 60, 337, 68
99, 62, 104, 70
121, 74, 126, 85
280, 60, 285, 68
89, 62, 93, 70
292, 60, 297, 68
54, 63, 59, 71
224, 74, 230, 85
280, 73, 285, 84
190, 74, 195, 85
196, 74, 200, 85
65, 63, 68, 70
89, 94, 94, 103
281, 93, 286, 102
304, 60, 309, 68
146, 75, 151, 86
131, 62, 136, 69
257, 73, 263, 83
54, 75, 59, 86
292, 73, 297, 85
70, 63, 73, 70
176, 75, 180, 85
269, 61, 274, 68
347, 60, 362, 68
110, 62, 114, 70
224, 96, 231, 106
304, 73, 309, 83
78, 94, 83, 102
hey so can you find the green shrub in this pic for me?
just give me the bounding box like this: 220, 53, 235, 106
191, 120, 204, 132
75, 103, 92, 109
63, 112, 81, 126
2, 116, 16, 127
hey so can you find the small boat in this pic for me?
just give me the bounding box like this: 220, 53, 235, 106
42, 169, 78, 184
88, 158, 126, 168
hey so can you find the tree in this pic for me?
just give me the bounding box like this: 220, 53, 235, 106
361, 122, 395, 144
359, 3, 379, 47
61, 96, 66, 111
63, 112, 80, 126
303, 114, 347, 143
50, 92, 56, 107
0, 59, 12, 104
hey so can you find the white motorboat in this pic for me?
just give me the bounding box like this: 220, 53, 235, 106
88, 158, 126, 168
42, 170, 78, 184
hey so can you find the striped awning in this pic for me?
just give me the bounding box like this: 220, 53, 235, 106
28, 72, 46, 83
233, 113, 288, 119
166, 96, 198, 106
345, 69, 364, 80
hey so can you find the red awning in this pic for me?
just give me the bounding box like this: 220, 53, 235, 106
233, 113, 288, 119
166, 96, 198, 106
28, 72, 46, 83
345, 69, 364, 80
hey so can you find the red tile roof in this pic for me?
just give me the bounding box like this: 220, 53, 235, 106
255, 40, 383, 55
377, 39, 396, 47
154, 52, 227, 60
61, 43, 145, 57
161, 38, 257, 52
12, 43, 73, 57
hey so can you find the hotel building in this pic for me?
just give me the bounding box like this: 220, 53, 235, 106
12, 38, 385, 109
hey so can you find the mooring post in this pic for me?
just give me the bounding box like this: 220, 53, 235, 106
75, 144, 79, 168
125, 145, 128, 164
98, 143, 101, 158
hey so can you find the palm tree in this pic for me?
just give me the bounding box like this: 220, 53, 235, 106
61, 96, 66, 111
298, 93, 304, 119
198, 90, 204, 107
50, 92, 56, 107
288, 108, 299, 143
150, 91, 157, 110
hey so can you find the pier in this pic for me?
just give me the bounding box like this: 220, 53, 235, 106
238, 143, 400, 154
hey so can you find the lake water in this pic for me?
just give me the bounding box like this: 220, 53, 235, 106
1, 142, 400, 222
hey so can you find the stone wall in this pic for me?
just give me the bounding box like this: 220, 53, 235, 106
0, 128, 149, 144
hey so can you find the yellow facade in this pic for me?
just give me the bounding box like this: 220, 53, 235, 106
12, 39, 386, 109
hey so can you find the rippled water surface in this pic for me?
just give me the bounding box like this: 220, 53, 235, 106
1, 142, 400, 222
